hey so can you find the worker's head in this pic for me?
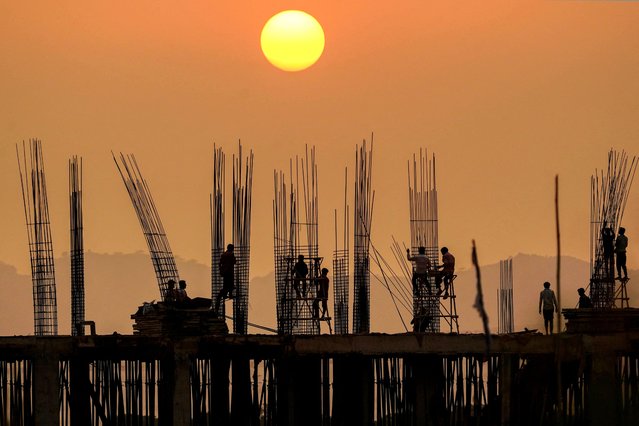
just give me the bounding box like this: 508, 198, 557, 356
227, 244, 234, 251
298, 254, 305, 261
441, 247, 448, 254
167, 279, 176, 289
577, 288, 586, 295
418, 246, 426, 254
543, 281, 550, 289
179, 280, 187, 289
321, 268, 329, 276
619, 227, 626, 235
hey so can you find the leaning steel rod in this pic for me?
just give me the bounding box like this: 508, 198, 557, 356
113, 153, 179, 300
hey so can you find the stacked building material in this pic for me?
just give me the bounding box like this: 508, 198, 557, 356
131, 302, 228, 336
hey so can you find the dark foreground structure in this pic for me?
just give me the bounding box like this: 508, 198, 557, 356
1, 330, 638, 426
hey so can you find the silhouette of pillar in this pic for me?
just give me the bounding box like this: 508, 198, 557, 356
231, 357, 252, 425
211, 356, 230, 424
499, 355, 517, 426
33, 351, 58, 426
588, 353, 620, 426
332, 355, 373, 425
406, 355, 444, 426
277, 356, 322, 426
69, 358, 90, 426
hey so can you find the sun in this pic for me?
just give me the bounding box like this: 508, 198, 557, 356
260, 10, 325, 72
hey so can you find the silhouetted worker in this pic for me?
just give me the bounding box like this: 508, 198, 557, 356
436, 247, 455, 299
615, 227, 628, 280
407, 246, 432, 296
602, 226, 615, 279
293, 254, 309, 299
538, 281, 558, 335
577, 288, 592, 308
177, 280, 191, 303
313, 268, 330, 319
215, 244, 236, 314
165, 279, 179, 303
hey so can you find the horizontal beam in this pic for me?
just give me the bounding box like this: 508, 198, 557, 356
1, 331, 638, 361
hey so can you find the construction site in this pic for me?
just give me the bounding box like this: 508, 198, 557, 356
2, 139, 638, 425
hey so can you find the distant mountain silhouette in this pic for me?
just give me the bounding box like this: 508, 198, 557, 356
0, 252, 636, 336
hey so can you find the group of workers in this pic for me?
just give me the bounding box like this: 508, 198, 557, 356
292, 254, 330, 320
165, 279, 191, 304
601, 226, 629, 281
406, 246, 456, 299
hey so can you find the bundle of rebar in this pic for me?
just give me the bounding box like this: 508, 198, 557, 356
407, 149, 440, 333
333, 168, 350, 334
498, 258, 514, 334
211, 146, 225, 314
589, 150, 637, 308
273, 146, 321, 335
69, 156, 85, 336
113, 153, 179, 300
231, 143, 254, 334
353, 139, 374, 334
16, 139, 58, 336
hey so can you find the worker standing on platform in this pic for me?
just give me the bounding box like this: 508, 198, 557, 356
616, 227, 628, 281
538, 281, 558, 335
436, 247, 455, 299
313, 268, 330, 319
214, 244, 236, 314
293, 254, 309, 299
407, 246, 432, 296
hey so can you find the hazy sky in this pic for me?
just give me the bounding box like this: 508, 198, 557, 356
1, 1, 638, 288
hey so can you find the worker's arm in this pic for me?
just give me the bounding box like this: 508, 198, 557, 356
406, 249, 413, 262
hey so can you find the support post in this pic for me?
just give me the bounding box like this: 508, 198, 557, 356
231, 357, 252, 426
211, 356, 230, 425
69, 358, 90, 426
588, 353, 620, 426
500, 355, 517, 426
33, 351, 59, 426
332, 355, 373, 426
277, 356, 322, 426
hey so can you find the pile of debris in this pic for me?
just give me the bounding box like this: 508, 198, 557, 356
131, 300, 228, 337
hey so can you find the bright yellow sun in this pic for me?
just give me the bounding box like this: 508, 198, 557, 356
260, 10, 325, 72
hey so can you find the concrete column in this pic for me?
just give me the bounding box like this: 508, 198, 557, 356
211, 356, 230, 425
407, 356, 444, 426
172, 351, 192, 426
332, 355, 373, 426
33, 352, 59, 426
588, 353, 620, 426
499, 355, 517, 426
277, 356, 323, 426
231, 357, 252, 426
69, 358, 91, 426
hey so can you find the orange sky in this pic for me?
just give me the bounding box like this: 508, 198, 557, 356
1, 1, 638, 298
